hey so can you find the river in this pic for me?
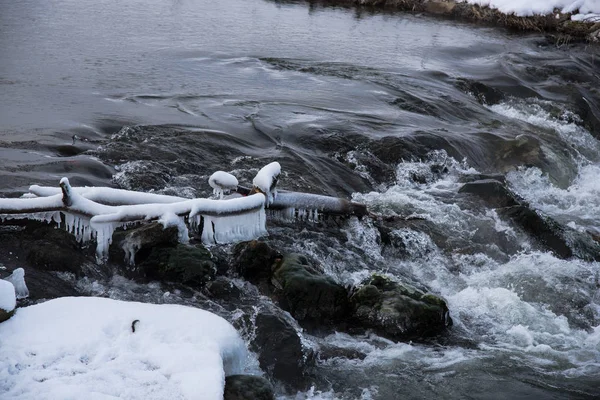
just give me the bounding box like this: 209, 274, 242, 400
1, 0, 599, 398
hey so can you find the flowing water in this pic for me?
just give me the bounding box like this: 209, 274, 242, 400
1, 0, 600, 398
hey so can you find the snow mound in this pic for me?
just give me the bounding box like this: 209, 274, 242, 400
4, 268, 29, 299
464, 0, 600, 19
209, 171, 239, 200
0, 280, 16, 312
0, 297, 247, 400
253, 162, 281, 206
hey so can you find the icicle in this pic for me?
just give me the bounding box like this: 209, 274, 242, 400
206, 207, 267, 244
93, 222, 119, 262
201, 216, 215, 244
4, 268, 29, 299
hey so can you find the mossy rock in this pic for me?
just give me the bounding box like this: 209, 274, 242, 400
272, 254, 350, 325
138, 244, 216, 286
110, 222, 180, 266
350, 274, 452, 340
232, 240, 281, 286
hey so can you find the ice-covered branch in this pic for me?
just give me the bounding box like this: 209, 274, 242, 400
3, 178, 267, 262
3, 162, 369, 263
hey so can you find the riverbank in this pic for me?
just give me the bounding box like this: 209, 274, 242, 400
316, 0, 600, 42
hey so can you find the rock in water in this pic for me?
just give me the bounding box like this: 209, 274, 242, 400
224, 375, 275, 400
137, 244, 216, 286
271, 254, 350, 326
232, 240, 281, 290
251, 307, 315, 390
350, 274, 451, 341
458, 179, 519, 208
109, 222, 180, 266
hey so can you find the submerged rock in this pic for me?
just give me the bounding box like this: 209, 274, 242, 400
224, 375, 275, 400
350, 274, 451, 341
272, 254, 350, 326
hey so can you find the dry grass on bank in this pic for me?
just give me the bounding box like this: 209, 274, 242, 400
318, 0, 600, 42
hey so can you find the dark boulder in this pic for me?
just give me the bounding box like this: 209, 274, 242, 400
137, 244, 216, 286
205, 276, 243, 301
458, 179, 520, 208
271, 254, 350, 326
232, 240, 281, 289
251, 307, 315, 390
109, 222, 179, 266
350, 274, 451, 341
224, 375, 275, 400
22, 224, 87, 275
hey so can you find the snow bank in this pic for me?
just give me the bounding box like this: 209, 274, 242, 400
0, 297, 247, 400
0, 280, 16, 312
463, 0, 600, 18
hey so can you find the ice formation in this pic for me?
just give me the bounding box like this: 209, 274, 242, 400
252, 162, 281, 206
0, 297, 248, 399
208, 171, 239, 199
201, 207, 267, 244
4, 268, 29, 300
0, 279, 16, 313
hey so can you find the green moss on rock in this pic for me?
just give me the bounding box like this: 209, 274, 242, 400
350, 273, 452, 340
138, 244, 216, 286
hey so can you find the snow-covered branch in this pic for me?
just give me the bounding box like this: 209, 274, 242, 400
1, 161, 367, 263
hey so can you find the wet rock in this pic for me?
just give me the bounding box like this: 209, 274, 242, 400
499, 206, 573, 259
272, 254, 350, 326
350, 274, 451, 341
23, 224, 87, 275
137, 244, 216, 286
224, 375, 275, 400
455, 79, 504, 105
232, 240, 281, 289
109, 222, 179, 266
205, 276, 242, 301
251, 307, 315, 390
458, 179, 519, 208
318, 344, 367, 361
458, 173, 506, 184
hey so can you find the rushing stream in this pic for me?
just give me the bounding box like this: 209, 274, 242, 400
1, 0, 600, 398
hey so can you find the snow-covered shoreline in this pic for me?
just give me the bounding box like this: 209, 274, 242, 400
0, 297, 248, 400
464, 0, 600, 20
329, 0, 600, 41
